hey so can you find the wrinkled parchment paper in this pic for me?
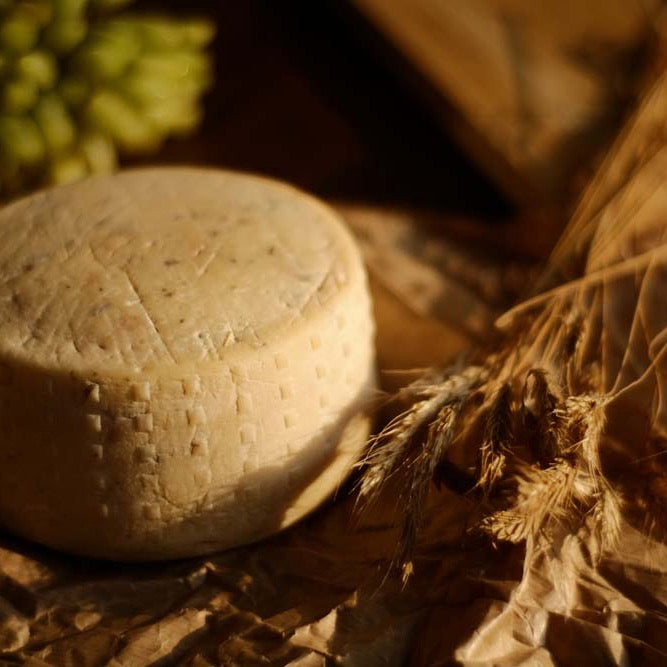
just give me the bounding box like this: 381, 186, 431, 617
2, 65, 667, 667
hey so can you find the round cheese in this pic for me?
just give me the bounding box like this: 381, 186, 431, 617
0, 168, 376, 560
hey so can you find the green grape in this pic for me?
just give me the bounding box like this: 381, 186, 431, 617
0, 115, 45, 164
119, 70, 204, 108
118, 72, 172, 106
134, 51, 211, 83
136, 18, 186, 51
34, 93, 75, 152
77, 20, 141, 80
0, 1, 213, 193
80, 131, 116, 173
87, 90, 159, 152
52, 0, 87, 17
43, 16, 87, 53
2, 78, 38, 113
135, 17, 215, 51
50, 152, 87, 184
144, 102, 200, 135
182, 19, 215, 48
0, 15, 40, 52
17, 50, 57, 89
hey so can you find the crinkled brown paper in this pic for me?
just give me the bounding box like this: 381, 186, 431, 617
2, 68, 667, 667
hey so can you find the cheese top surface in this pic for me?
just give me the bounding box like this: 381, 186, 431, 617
0, 168, 359, 376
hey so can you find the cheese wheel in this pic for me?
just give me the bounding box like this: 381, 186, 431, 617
0, 168, 376, 560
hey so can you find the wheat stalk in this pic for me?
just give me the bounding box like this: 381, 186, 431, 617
359, 360, 624, 577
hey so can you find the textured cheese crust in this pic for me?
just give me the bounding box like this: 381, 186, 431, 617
0, 168, 376, 560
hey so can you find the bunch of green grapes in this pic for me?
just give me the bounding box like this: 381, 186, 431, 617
0, 0, 214, 194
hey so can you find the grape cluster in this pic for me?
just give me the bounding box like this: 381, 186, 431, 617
0, 0, 213, 194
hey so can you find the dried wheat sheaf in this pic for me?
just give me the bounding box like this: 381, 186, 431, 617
359, 66, 667, 581
359, 348, 627, 581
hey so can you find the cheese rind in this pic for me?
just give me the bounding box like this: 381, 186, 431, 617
0, 168, 376, 560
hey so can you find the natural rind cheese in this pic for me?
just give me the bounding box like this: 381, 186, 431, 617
0, 168, 376, 560
0, 169, 376, 560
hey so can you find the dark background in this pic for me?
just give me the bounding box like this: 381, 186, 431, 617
138, 1, 511, 219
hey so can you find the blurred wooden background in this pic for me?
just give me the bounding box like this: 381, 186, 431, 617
350, 0, 660, 209
136, 1, 511, 219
